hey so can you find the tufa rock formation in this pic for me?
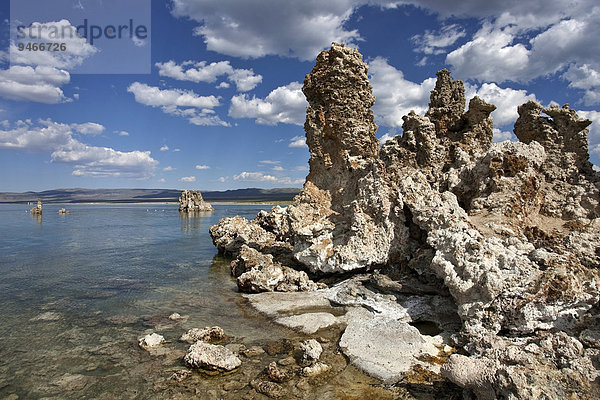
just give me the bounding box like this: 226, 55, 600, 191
30, 198, 42, 215
210, 43, 600, 399
178, 190, 213, 212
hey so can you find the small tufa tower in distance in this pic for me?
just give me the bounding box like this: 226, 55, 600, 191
30, 198, 43, 215
178, 190, 213, 212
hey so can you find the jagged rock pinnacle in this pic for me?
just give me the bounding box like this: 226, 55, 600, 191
303, 42, 379, 188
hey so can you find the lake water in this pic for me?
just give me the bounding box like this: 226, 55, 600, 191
0, 203, 300, 399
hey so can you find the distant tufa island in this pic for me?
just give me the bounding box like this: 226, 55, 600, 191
0, 188, 300, 204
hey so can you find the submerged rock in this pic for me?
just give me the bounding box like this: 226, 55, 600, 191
184, 342, 241, 372
266, 361, 287, 383
251, 379, 284, 398
30, 311, 61, 322
169, 369, 192, 382
210, 43, 600, 399
178, 190, 213, 212
138, 333, 165, 351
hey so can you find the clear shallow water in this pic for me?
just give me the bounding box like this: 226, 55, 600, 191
0, 203, 294, 399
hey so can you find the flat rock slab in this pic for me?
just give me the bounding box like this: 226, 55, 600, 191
339, 313, 441, 383
244, 289, 335, 317
275, 312, 339, 334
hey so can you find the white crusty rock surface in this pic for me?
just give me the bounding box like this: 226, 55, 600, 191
179, 326, 225, 344
299, 339, 322, 365
138, 333, 165, 351
184, 342, 241, 372
178, 190, 213, 212
210, 43, 600, 399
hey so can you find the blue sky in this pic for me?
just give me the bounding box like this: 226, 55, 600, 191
1, 0, 599, 192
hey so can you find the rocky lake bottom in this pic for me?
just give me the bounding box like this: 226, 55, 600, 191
0, 204, 461, 399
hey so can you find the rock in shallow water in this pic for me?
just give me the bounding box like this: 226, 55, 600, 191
184, 342, 241, 372
179, 326, 225, 344
339, 313, 442, 383
138, 333, 165, 351
301, 362, 330, 377
266, 361, 287, 383
299, 339, 322, 365
251, 379, 283, 398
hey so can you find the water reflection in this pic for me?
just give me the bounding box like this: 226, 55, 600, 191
179, 211, 212, 233
31, 213, 42, 225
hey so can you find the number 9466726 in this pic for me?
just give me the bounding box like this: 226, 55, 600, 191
17, 42, 67, 51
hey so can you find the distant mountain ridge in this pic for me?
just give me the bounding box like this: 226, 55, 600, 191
0, 188, 301, 203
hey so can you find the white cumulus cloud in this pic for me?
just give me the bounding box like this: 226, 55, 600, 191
0, 119, 157, 178
442, 3, 600, 107
369, 57, 436, 127
1, 20, 98, 104
288, 135, 307, 148
579, 110, 600, 148
128, 82, 229, 127
195, 164, 210, 170
180, 176, 196, 182
0, 65, 70, 103
465, 82, 537, 127
156, 60, 262, 91
229, 81, 307, 125
11, 20, 97, 69
72, 122, 105, 135
128, 82, 220, 109
370, 58, 537, 130
378, 131, 397, 145
169, 0, 377, 60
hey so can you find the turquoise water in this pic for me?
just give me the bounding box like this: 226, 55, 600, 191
0, 203, 291, 398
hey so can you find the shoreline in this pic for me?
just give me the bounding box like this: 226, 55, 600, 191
3, 201, 292, 206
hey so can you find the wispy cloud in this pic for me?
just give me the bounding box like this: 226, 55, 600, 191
156, 60, 262, 91
128, 82, 229, 127
288, 135, 307, 148
0, 119, 157, 178
233, 171, 303, 185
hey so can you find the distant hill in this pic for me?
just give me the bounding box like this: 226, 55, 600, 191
0, 188, 301, 203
